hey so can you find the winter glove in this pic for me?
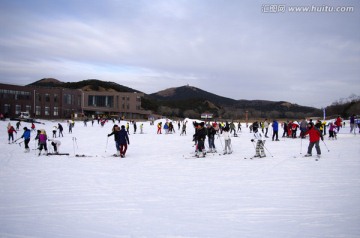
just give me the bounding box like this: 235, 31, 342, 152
251, 139, 254, 142
107, 134, 110, 137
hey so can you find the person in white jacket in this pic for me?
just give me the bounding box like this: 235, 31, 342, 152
252, 128, 266, 158
223, 127, 232, 154
48, 138, 61, 154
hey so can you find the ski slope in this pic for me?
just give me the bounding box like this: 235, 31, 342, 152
1, 118, 359, 238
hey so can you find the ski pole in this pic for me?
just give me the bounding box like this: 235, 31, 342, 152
322, 139, 330, 152
72, 137, 76, 156
12, 138, 22, 144
250, 140, 256, 150
262, 141, 274, 157
217, 133, 224, 150
74, 137, 79, 149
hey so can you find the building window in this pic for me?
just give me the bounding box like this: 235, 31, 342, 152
25, 105, 31, 113
37, 93, 41, 102
15, 105, 21, 115
54, 107, 59, 116
4, 104, 10, 114
45, 94, 50, 102
36, 106, 41, 116
64, 94, 72, 105
45, 107, 50, 116
88, 95, 114, 108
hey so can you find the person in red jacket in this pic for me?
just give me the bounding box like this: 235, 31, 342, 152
304, 122, 323, 158
8, 125, 17, 143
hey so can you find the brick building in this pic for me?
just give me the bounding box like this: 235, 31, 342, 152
0, 83, 149, 119
82, 90, 147, 119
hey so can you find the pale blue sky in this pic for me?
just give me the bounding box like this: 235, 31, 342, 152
0, 0, 359, 108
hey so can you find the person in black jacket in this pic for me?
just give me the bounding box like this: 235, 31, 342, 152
194, 122, 207, 157
117, 125, 130, 158
108, 125, 120, 156
207, 124, 217, 153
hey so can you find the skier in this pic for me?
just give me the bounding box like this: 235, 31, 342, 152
237, 121, 242, 133
328, 122, 337, 140
38, 130, 48, 156
272, 119, 279, 141
304, 122, 323, 158
21, 127, 31, 152
48, 138, 61, 154
52, 125, 57, 138
8, 125, 17, 143
133, 121, 137, 134
68, 121, 73, 134
193, 122, 207, 157
251, 127, 266, 158
157, 122, 162, 134
229, 122, 237, 137
291, 121, 299, 138
335, 116, 342, 132
252, 121, 259, 134
264, 119, 269, 138
282, 121, 288, 137
140, 123, 144, 134
31, 123, 36, 132
222, 126, 232, 154
207, 124, 217, 153
350, 114, 356, 133
126, 122, 130, 135
117, 125, 130, 158
58, 123, 64, 137
108, 125, 120, 156
299, 118, 308, 138
180, 122, 187, 136
163, 122, 169, 134
16, 121, 21, 130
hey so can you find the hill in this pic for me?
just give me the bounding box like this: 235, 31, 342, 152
27, 78, 142, 93
146, 85, 322, 119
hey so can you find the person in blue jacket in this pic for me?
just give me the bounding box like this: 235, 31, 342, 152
117, 125, 130, 158
272, 120, 279, 141
21, 127, 31, 152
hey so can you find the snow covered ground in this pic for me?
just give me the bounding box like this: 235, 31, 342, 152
1, 118, 360, 238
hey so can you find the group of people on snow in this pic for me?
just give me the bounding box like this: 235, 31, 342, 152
5, 114, 359, 159
190, 115, 355, 159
